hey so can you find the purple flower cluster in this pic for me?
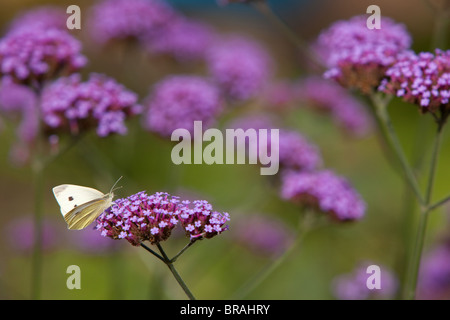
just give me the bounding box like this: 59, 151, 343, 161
145, 18, 216, 62
88, 0, 176, 45
179, 200, 230, 240
232, 214, 294, 258
6, 6, 66, 35
332, 262, 398, 300
379, 49, 450, 112
207, 36, 272, 101
0, 28, 86, 88
97, 191, 230, 246
41, 73, 142, 137
418, 240, 450, 299
315, 15, 411, 94
276, 130, 322, 171
280, 170, 366, 221
296, 77, 372, 136
145, 75, 223, 137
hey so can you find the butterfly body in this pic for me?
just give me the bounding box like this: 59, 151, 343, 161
53, 184, 114, 230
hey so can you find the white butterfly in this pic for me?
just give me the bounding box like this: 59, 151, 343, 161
52, 178, 122, 230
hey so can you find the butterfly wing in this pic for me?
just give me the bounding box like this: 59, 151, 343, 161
64, 196, 112, 230
53, 184, 105, 216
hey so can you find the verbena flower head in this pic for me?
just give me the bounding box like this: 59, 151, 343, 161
315, 15, 411, 94
97, 192, 182, 246
207, 35, 272, 101
281, 170, 366, 221
418, 240, 450, 299
97, 192, 230, 245
296, 77, 372, 136
6, 6, 67, 34
379, 49, 450, 113
88, 0, 177, 45
0, 28, 86, 88
145, 75, 223, 137
144, 18, 216, 62
332, 261, 398, 300
233, 214, 294, 258
178, 200, 230, 240
41, 73, 142, 137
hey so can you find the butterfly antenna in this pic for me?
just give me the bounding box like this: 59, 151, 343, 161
110, 176, 123, 194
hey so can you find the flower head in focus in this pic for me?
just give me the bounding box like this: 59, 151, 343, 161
97, 192, 230, 245
379, 49, 450, 113
207, 35, 273, 101
97, 191, 182, 246
315, 15, 411, 94
179, 200, 230, 240
281, 170, 366, 221
0, 28, 86, 89
41, 73, 142, 137
145, 75, 223, 137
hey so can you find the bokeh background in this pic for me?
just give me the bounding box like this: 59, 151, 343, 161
0, 0, 449, 299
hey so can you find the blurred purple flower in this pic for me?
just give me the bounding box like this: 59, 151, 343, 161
179, 199, 230, 240
145, 75, 223, 137
276, 130, 322, 172
6, 6, 67, 35
281, 170, 366, 221
0, 28, 86, 88
379, 49, 450, 113
262, 81, 296, 112
207, 35, 273, 101
5, 217, 59, 253
88, 0, 177, 45
41, 73, 142, 137
228, 114, 321, 171
233, 214, 294, 258
0, 80, 38, 164
296, 77, 373, 136
332, 261, 398, 300
315, 15, 411, 94
144, 18, 216, 62
68, 226, 121, 254
418, 241, 450, 299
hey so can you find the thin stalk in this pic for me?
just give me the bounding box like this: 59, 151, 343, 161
140, 242, 165, 263
250, 1, 324, 69
428, 194, 450, 211
31, 156, 44, 300
170, 239, 197, 263
370, 93, 425, 205
232, 230, 306, 299
156, 243, 196, 300
404, 121, 445, 299
232, 211, 315, 299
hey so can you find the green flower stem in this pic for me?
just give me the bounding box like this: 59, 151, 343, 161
232, 212, 314, 299
404, 121, 445, 299
140, 242, 165, 262
170, 239, 198, 263
31, 155, 44, 300
370, 93, 425, 205
250, 1, 324, 69
156, 243, 196, 300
